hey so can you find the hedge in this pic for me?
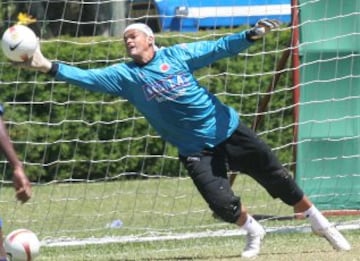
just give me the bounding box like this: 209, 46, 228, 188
0, 28, 294, 181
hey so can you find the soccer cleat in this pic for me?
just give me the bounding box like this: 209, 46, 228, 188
241, 228, 266, 258
313, 226, 351, 251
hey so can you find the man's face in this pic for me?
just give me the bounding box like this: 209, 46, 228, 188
123, 29, 153, 59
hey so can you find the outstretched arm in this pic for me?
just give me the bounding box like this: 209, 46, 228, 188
178, 18, 282, 71
0, 110, 31, 203
15, 45, 126, 95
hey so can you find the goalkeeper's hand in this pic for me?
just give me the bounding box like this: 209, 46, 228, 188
246, 19, 282, 40
14, 45, 52, 73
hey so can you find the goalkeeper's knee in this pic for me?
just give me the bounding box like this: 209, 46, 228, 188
265, 169, 304, 206
210, 195, 241, 223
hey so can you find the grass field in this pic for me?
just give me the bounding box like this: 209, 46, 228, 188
0, 176, 359, 260
38, 230, 360, 260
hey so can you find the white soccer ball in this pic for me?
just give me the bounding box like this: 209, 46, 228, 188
1, 24, 38, 62
4, 228, 40, 261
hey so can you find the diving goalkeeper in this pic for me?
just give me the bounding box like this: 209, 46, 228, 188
18, 19, 351, 258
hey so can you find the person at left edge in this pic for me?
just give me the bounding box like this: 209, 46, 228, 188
0, 104, 32, 260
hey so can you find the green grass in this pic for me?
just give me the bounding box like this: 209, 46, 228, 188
0, 176, 359, 260
38, 230, 360, 260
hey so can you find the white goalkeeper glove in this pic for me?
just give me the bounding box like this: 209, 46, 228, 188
14, 45, 52, 73
246, 18, 282, 40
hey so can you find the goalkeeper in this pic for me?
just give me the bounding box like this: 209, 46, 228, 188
0, 104, 32, 261
19, 19, 351, 258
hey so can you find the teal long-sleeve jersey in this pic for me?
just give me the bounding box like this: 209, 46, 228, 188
53, 31, 254, 156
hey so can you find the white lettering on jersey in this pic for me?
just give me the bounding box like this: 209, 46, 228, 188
142, 73, 191, 102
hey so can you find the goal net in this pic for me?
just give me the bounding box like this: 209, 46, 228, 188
0, 0, 359, 251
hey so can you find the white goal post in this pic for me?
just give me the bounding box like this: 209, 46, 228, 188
0, 0, 359, 251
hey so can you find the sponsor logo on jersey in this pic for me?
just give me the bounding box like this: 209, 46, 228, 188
142, 72, 190, 102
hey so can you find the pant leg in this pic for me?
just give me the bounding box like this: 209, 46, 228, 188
224, 123, 304, 206
179, 150, 241, 223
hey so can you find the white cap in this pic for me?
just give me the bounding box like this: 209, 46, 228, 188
123, 23, 158, 50
123, 23, 154, 37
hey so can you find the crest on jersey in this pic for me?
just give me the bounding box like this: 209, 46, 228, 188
160, 63, 170, 72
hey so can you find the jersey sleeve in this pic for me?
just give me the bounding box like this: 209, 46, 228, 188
54, 63, 127, 95
0, 104, 4, 116
172, 30, 254, 72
